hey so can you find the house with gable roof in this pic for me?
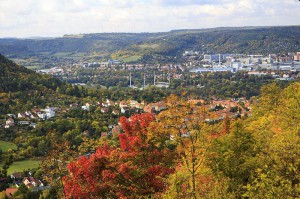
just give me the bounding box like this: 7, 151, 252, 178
22, 177, 44, 188
5, 117, 15, 128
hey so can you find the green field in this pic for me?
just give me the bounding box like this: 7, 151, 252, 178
0, 140, 17, 152
138, 43, 160, 49
52, 52, 72, 57
121, 55, 142, 63
25, 65, 40, 70
5, 160, 41, 174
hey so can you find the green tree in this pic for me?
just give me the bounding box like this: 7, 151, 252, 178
210, 122, 258, 196
14, 183, 29, 197
41, 134, 75, 198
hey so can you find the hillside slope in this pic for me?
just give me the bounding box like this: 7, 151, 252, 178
0, 54, 68, 114
0, 26, 299, 63
0, 54, 62, 93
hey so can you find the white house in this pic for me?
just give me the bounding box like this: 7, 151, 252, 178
44, 108, 55, 119
17, 113, 26, 118
121, 107, 129, 114
38, 113, 47, 120
81, 105, 89, 110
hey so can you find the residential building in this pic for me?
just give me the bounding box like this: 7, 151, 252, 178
294, 52, 300, 61
22, 177, 44, 188
5, 117, 15, 128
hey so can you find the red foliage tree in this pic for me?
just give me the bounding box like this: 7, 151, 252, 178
63, 113, 175, 198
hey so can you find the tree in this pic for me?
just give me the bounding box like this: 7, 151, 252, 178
0, 155, 13, 191
243, 82, 300, 198
41, 133, 76, 198
244, 168, 295, 199
209, 122, 258, 196
0, 154, 13, 178
153, 95, 213, 198
14, 183, 29, 197
63, 113, 176, 198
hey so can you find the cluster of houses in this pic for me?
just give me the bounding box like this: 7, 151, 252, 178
18, 107, 56, 120
205, 99, 251, 120
36, 67, 64, 75
109, 98, 252, 137
2, 96, 252, 139
78, 99, 167, 115
4, 172, 47, 198
3, 117, 37, 129
69, 100, 167, 138
184, 98, 251, 121
3, 107, 56, 129
2, 99, 167, 130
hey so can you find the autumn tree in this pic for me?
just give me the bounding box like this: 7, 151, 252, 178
243, 82, 300, 198
63, 113, 176, 198
153, 95, 214, 199
209, 121, 259, 196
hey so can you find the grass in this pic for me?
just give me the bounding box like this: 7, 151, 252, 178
68, 52, 87, 60
121, 55, 142, 63
4, 160, 41, 174
52, 52, 72, 57
138, 43, 160, 49
0, 140, 17, 152
70, 52, 86, 57
25, 65, 40, 70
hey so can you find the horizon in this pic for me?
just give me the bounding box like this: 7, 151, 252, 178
0, 0, 300, 38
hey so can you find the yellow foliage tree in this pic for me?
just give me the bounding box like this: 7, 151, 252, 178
151, 95, 215, 198
244, 82, 300, 198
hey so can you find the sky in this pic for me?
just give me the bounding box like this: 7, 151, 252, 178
0, 0, 299, 38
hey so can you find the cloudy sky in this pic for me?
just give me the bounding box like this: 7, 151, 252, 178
0, 0, 299, 38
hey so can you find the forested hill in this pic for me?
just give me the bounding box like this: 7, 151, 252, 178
0, 26, 299, 63
0, 54, 63, 93
0, 53, 33, 76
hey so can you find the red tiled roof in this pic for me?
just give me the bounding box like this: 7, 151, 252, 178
5, 188, 18, 198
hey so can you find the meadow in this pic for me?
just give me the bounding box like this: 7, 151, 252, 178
0, 140, 17, 152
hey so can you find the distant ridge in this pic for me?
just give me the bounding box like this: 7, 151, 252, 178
0, 26, 299, 63
3, 25, 300, 39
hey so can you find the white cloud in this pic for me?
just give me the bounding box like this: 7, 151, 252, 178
0, 0, 299, 37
